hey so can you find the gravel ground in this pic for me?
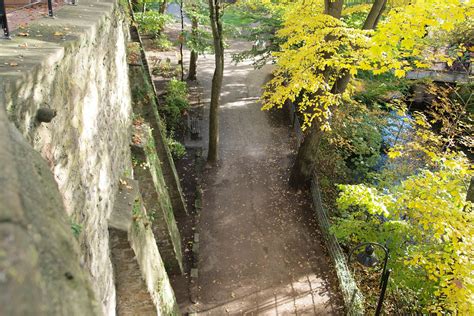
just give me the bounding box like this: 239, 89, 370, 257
188, 41, 344, 315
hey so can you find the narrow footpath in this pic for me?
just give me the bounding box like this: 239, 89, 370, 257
192, 41, 343, 315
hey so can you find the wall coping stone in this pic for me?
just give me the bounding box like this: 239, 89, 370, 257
109, 178, 138, 232
0, 0, 116, 118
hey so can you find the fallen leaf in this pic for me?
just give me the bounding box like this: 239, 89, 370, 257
18, 32, 29, 37
54, 32, 64, 36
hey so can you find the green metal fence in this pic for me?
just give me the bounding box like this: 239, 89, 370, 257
288, 102, 365, 315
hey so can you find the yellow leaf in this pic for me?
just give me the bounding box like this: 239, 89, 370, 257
394, 69, 406, 78
388, 150, 402, 159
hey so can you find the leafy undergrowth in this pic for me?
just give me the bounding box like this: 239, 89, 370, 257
160, 79, 189, 160
136, 10, 172, 39
314, 72, 473, 314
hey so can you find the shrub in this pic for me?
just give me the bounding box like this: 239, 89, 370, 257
162, 79, 189, 132
153, 34, 174, 51
318, 102, 386, 181
354, 71, 411, 106
166, 137, 186, 160
138, 11, 171, 38
165, 79, 187, 101
152, 59, 180, 78
332, 154, 473, 314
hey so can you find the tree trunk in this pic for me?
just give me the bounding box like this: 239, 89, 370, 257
207, 0, 224, 164
187, 17, 199, 81
330, 0, 387, 93
289, 122, 323, 187
188, 51, 198, 81
467, 177, 474, 204
324, 0, 344, 19
159, 0, 168, 14
289, 0, 388, 188
289, 1, 344, 188
179, 0, 184, 81
363, 0, 387, 30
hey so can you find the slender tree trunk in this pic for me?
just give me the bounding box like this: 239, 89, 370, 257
179, 0, 184, 81
207, 0, 224, 163
187, 17, 199, 81
289, 0, 388, 188
159, 0, 168, 14
363, 0, 387, 30
329, 0, 387, 92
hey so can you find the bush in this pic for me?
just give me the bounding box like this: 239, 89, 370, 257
162, 79, 189, 132
354, 71, 411, 106
152, 34, 174, 51
332, 154, 473, 314
165, 79, 188, 102
318, 102, 386, 182
151, 58, 180, 78
166, 136, 186, 160
138, 11, 171, 38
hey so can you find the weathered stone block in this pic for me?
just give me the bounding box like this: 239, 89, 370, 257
109, 178, 139, 232
128, 201, 181, 316
131, 122, 184, 275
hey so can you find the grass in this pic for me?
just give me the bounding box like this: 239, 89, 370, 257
222, 8, 254, 28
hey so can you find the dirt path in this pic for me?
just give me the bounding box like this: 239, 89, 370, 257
191, 41, 343, 315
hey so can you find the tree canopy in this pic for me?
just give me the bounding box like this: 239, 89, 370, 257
261, 0, 473, 128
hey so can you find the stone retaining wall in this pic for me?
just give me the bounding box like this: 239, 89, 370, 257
1, 2, 132, 312
0, 95, 100, 316
0, 1, 183, 314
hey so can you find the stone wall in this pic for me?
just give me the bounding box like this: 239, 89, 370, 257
128, 50, 184, 274
0, 1, 182, 314
1, 2, 131, 313
0, 94, 100, 316
109, 179, 179, 315
131, 123, 184, 274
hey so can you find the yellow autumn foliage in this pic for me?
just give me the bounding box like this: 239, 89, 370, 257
336, 153, 473, 313
262, 0, 473, 128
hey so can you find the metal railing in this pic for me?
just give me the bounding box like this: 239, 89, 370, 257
1, 0, 76, 39
1, 0, 10, 38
